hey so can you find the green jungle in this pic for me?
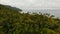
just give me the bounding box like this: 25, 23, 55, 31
0, 4, 60, 34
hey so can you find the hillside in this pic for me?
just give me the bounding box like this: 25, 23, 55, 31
0, 4, 60, 34
0, 4, 22, 11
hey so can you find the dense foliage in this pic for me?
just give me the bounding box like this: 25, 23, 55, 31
0, 4, 60, 34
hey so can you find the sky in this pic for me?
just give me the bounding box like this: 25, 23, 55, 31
0, 0, 60, 9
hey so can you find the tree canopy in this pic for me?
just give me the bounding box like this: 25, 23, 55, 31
0, 4, 60, 34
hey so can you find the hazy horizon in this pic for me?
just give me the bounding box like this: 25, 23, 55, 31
21, 9, 60, 18
0, 0, 60, 9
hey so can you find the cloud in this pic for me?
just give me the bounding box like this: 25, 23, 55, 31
0, 0, 60, 9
